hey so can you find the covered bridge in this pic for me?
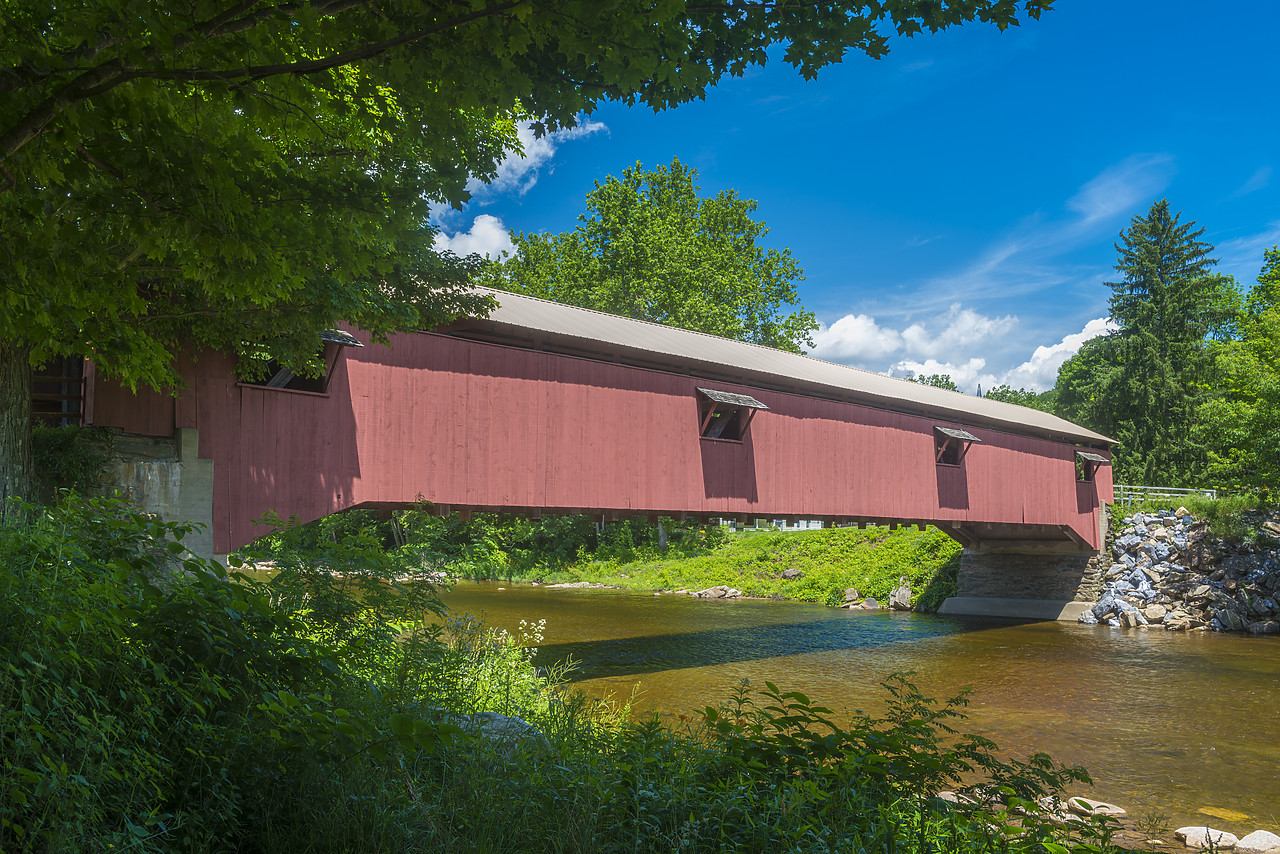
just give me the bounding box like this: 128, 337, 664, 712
81, 289, 1115, 619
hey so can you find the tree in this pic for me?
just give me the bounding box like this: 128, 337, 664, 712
0, 0, 1053, 499
482, 158, 817, 352
910, 373, 962, 392
1198, 248, 1280, 489
982, 384, 1049, 410
1054, 200, 1238, 485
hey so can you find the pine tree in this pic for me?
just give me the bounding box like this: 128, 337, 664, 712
1078, 200, 1237, 485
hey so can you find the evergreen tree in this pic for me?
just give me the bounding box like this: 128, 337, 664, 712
1056, 200, 1237, 486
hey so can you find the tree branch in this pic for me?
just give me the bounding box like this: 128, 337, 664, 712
0, 0, 514, 162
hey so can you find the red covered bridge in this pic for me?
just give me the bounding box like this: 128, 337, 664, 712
81, 290, 1114, 619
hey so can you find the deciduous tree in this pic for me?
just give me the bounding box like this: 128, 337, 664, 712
482, 158, 816, 352
1199, 248, 1280, 489
910, 373, 962, 392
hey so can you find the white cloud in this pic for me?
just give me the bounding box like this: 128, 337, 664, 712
811, 303, 1015, 373
433, 214, 514, 260
475, 120, 608, 198
891, 358, 994, 395
810, 314, 903, 362
900, 304, 1016, 360
811, 307, 1116, 395
999, 317, 1117, 392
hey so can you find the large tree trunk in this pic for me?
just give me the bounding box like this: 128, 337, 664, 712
0, 342, 34, 514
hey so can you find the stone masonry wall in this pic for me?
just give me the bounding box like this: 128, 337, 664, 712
94, 428, 217, 559
956, 549, 1105, 602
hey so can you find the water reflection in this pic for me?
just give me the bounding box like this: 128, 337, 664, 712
438, 581, 1280, 828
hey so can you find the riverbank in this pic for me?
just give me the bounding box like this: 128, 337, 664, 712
511, 524, 963, 611
7, 497, 1152, 854
1080, 503, 1280, 633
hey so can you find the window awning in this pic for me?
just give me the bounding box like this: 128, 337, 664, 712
935, 426, 980, 442
1076, 451, 1109, 464
697, 388, 768, 410
321, 329, 364, 347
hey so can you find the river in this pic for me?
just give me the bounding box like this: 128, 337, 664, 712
439, 580, 1280, 830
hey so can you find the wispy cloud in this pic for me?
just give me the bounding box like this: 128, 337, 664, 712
829, 153, 1175, 323
473, 120, 608, 198
1217, 221, 1280, 285
1230, 166, 1271, 199
1066, 153, 1176, 224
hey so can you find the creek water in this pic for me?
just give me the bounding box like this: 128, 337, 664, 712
439, 580, 1280, 829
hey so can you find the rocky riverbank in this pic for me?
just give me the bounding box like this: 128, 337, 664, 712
1080, 506, 1280, 633
936, 789, 1280, 854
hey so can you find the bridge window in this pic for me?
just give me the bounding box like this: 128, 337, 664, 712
1075, 450, 1109, 482
934, 426, 979, 466
238, 330, 363, 395
697, 387, 768, 442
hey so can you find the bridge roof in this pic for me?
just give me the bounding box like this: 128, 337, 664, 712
453, 289, 1114, 446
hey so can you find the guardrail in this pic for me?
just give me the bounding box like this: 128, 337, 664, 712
1113, 484, 1218, 506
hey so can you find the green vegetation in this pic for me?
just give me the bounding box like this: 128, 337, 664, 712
543, 525, 963, 612
482, 157, 817, 353
3, 495, 1123, 853
911, 373, 964, 392
1056, 200, 1238, 487
1112, 492, 1272, 544
245, 509, 962, 612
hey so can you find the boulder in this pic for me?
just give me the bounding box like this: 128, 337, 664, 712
936, 791, 978, 807
1237, 831, 1280, 854
860, 597, 880, 610
1067, 797, 1127, 818
1153, 526, 1170, 541
455, 711, 550, 750
1248, 620, 1280, 634
1144, 604, 1167, 623
1176, 827, 1239, 850
843, 587, 861, 602
888, 577, 912, 611
696, 585, 742, 599
780, 568, 805, 580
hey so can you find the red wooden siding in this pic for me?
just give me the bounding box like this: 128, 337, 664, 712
88, 330, 1113, 554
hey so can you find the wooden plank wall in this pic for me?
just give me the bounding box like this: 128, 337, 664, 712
89, 331, 1112, 554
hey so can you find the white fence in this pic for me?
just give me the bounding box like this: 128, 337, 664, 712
1113, 484, 1219, 506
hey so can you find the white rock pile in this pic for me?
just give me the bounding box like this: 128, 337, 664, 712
1080, 507, 1280, 634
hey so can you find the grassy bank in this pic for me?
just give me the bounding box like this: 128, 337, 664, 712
537, 525, 964, 612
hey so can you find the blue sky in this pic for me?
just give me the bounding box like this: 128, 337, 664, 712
434, 0, 1280, 393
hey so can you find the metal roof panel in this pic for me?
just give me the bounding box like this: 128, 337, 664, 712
469, 289, 1115, 445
